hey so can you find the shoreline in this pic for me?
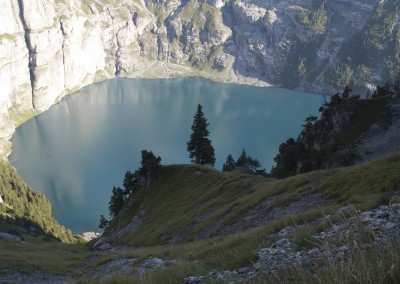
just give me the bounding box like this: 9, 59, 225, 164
125, 61, 273, 88
1, 61, 330, 161
1, 63, 274, 160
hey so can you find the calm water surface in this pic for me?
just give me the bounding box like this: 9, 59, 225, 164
10, 78, 324, 233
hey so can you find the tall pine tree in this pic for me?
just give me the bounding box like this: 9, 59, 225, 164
187, 104, 216, 166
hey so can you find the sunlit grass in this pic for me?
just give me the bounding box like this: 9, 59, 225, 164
0, 236, 91, 274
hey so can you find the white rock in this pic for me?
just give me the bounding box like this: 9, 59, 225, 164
30, 27, 65, 111
81, 231, 101, 242
62, 16, 106, 91
232, 0, 267, 23
0, 1, 23, 34
21, 0, 57, 30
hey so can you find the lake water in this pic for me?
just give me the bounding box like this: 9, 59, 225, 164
9, 78, 324, 233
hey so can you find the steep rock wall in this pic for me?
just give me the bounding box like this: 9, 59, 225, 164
0, 0, 399, 156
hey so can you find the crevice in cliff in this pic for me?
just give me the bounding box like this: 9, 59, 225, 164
156, 32, 163, 61
16, 0, 36, 109
59, 20, 67, 89
105, 8, 125, 76
115, 25, 128, 76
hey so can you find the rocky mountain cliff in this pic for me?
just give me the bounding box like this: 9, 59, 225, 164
1, 0, 399, 156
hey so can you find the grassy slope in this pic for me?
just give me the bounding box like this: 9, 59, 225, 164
0, 235, 91, 274
106, 151, 400, 247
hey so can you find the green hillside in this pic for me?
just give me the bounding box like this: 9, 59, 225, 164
104, 152, 400, 247
0, 160, 79, 243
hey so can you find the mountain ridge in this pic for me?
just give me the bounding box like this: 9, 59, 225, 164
97, 150, 400, 248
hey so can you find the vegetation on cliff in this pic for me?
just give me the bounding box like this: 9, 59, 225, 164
0, 161, 79, 243
363, 0, 399, 50
296, 0, 327, 34
271, 84, 398, 178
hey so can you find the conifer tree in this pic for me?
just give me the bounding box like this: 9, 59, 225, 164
108, 186, 124, 217
139, 150, 162, 186
122, 171, 137, 195
222, 154, 236, 171
235, 148, 263, 173
236, 148, 248, 168
98, 215, 110, 229
187, 104, 216, 166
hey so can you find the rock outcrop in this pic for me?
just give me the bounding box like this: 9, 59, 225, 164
183, 203, 400, 283
1, 0, 399, 156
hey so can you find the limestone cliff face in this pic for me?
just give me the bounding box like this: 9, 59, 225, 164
0, 0, 399, 156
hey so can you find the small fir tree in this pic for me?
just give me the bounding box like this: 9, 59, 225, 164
236, 148, 248, 168
108, 186, 124, 217
187, 104, 216, 166
138, 150, 162, 186
247, 157, 261, 172
222, 154, 236, 171
122, 171, 137, 196
98, 215, 110, 229
234, 148, 263, 174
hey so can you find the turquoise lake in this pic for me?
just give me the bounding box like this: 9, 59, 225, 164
9, 78, 324, 233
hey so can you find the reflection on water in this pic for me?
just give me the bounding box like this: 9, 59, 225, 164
10, 78, 323, 233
